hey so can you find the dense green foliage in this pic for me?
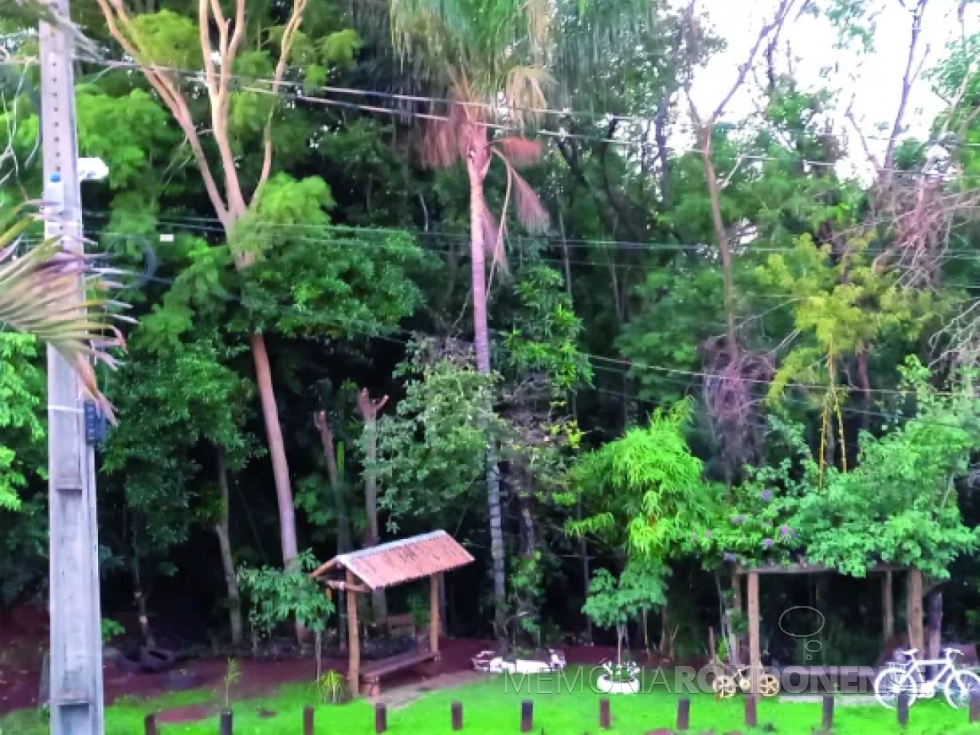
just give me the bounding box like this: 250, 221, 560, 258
6, 0, 980, 688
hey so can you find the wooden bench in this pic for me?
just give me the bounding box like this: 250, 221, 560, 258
360, 649, 440, 696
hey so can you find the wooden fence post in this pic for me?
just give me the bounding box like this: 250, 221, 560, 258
143, 713, 157, 735
744, 694, 757, 728
677, 697, 690, 731
219, 710, 233, 735
822, 695, 834, 731
303, 705, 314, 735
375, 703, 387, 734
971, 690, 980, 723
897, 692, 909, 727
520, 700, 533, 733
599, 698, 610, 729
452, 700, 463, 731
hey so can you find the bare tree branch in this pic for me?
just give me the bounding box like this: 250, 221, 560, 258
881, 0, 930, 189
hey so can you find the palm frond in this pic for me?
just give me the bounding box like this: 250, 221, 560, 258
504, 65, 553, 126
492, 137, 543, 169
510, 167, 550, 234
0, 221, 127, 419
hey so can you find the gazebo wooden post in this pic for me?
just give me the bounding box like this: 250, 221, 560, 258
748, 570, 761, 695
430, 572, 441, 657
732, 570, 743, 665
883, 571, 895, 642
907, 568, 924, 651
347, 570, 361, 696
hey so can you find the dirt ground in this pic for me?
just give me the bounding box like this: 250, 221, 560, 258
1, 631, 629, 721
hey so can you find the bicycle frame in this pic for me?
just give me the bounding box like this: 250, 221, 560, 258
893, 653, 960, 698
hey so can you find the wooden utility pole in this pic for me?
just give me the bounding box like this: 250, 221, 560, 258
41, 1, 106, 731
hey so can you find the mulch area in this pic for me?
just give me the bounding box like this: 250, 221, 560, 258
1, 629, 630, 724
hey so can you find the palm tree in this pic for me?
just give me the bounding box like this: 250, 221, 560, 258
0, 214, 124, 415
381, 1, 558, 635
384, 0, 651, 636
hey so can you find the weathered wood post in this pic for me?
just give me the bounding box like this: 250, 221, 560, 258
970, 690, 980, 723
677, 697, 690, 731
451, 700, 463, 731
348, 570, 361, 697
822, 695, 834, 731
303, 705, 314, 735
744, 694, 757, 727
748, 571, 761, 695
144, 713, 157, 735
897, 691, 909, 727
375, 703, 387, 733
599, 698, 610, 729
430, 572, 441, 656
520, 700, 533, 732
219, 710, 233, 735
883, 571, 895, 642
907, 569, 924, 653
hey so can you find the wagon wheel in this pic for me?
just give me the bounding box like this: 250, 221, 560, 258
713, 675, 737, 699
738, 671, 752, 693
760, 673, 781, 697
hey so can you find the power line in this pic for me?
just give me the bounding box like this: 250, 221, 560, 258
53, 57, 980, 157
85, 208, 980, 259
8, 55, 979, 181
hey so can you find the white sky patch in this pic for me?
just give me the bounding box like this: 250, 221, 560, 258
682, 0, 980, 177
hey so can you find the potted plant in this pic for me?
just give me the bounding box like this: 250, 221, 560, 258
582, 562, 666, 695
598, 660, 642, 695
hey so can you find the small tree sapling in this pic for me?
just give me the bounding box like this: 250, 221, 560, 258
582, 562, 667, 675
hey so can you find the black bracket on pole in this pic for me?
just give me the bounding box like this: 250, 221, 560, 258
84, 401, 107, 445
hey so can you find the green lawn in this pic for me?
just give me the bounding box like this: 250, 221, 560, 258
4, 668, 980, 734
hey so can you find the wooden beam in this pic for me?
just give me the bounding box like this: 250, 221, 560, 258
735, 562, 907, 576
907, 568, 924, 651
748, 571, 761, 695
323, 579, 371, 594
430, 573, 441, 655
347, 569, 360, 696
883, 571, 895, 642
309, 558, 340, 579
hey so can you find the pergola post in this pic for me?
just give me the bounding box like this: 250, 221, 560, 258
732, 571, 743, 665
347, 570, 360, 696
748, 570, 761, 695
907, 568, 924, 651
430, 572, 441, 657
883, 571, 895, 643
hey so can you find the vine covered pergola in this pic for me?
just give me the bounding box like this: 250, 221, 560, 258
310, 530, 474, 695
734, 562, 920, 693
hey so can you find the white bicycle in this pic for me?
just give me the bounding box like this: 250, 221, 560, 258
874, 647, 980, 709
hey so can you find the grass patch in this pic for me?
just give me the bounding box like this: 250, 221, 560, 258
3, 668, 980, 734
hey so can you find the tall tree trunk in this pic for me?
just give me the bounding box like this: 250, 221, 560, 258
699, 132, 738, 356
315, 411, 352, 553
313, 411, 349, 648
214, 445, 243, 647
467, 131, 507, 640
559, 220, 591, 643
357, 389, 388, 625
249, 332, 298, 568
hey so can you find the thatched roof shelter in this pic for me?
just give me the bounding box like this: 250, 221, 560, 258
310, 530, 474, 695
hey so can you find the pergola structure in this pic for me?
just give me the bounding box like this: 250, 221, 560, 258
310, 530, 474, 695
734, 562, 920, 693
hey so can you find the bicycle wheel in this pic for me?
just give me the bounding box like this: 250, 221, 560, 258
874, 667, 918, 709
944, 670, 980, 709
